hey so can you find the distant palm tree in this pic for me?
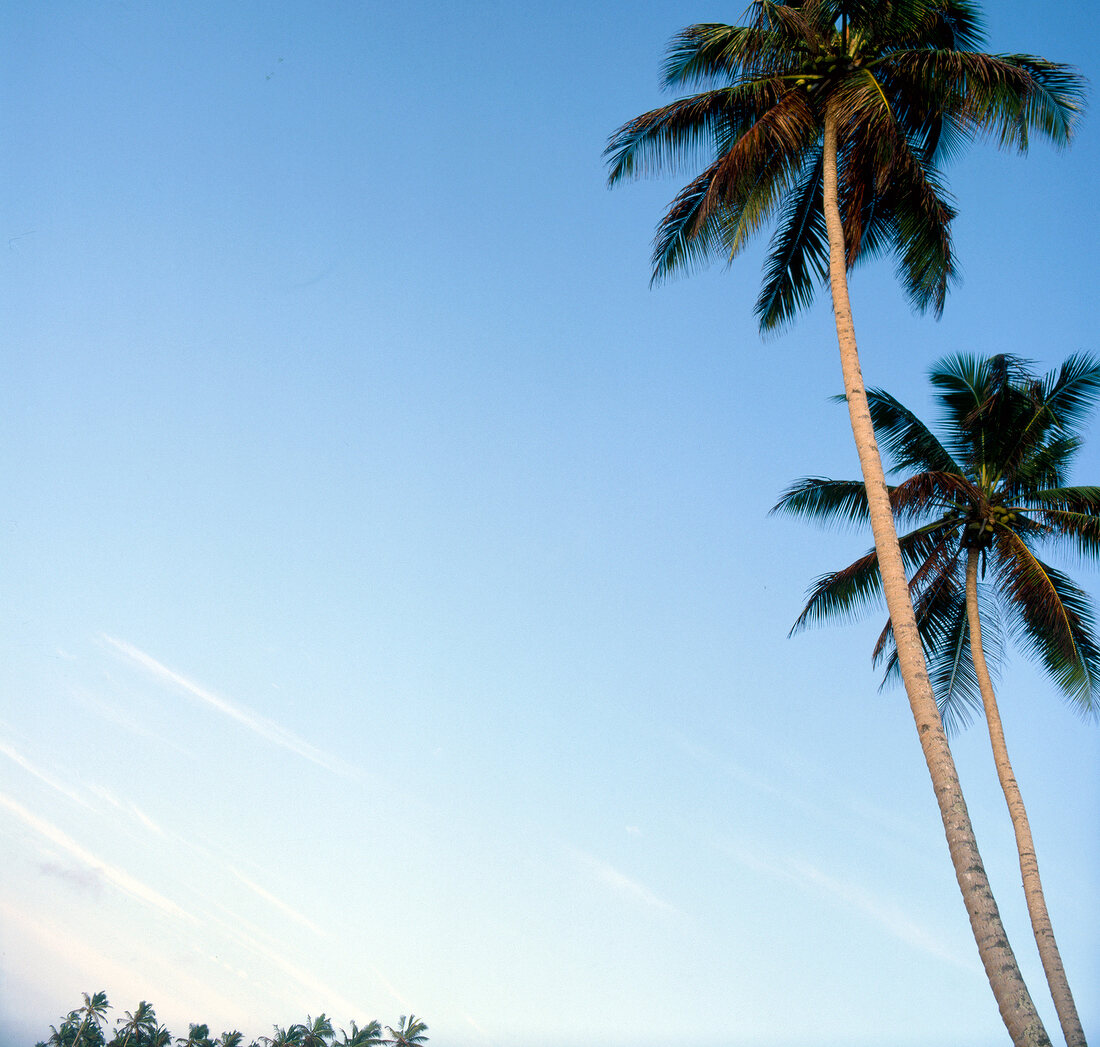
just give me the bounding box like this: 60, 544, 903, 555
46, 1019, 77, 1047
149, 1027, 172, 1047
176, 1025, 213, 1047
607, 7, 1083, 1044
73, 993, 111, 1047
292, 1016, 333, 1047
340, 1022, 382, 1047
383, 1017, 427, 1047
113, 1003, 157, 1047
215, 1033, 244, 1047
774, 352, 1099, 1047
259, 1028, 300, 1047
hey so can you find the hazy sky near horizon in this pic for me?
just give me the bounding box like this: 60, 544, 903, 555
1, 3, 1097, 1047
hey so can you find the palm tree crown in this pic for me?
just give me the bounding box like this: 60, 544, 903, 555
775, 351, 1100, 728
340, 1022, 382, 1047
112, 1003, 157, 1047
291, 1017, 333, 1047
606, 0, 1083, 329
72, 993, 111, 1047
382, 1017, 427, 1047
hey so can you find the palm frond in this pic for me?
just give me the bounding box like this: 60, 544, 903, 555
755, 146, 828, 329
772, 476, 870, 526
921, 589, 983, 733
638, 85, 820, 283
994, 532, 1100, 715
1023, 486, 1100, 560
663, 17, 819, 90
790, 548, 882, 634
702, 85, 820, 227
884, 151, 957, 314
1039, 352, 1100, 433
866, 388, 958, 472
1008, 433, 1078, 492
605, 86, 771, 186
908, 50, 1085, 149
649, 166, 734, 281
890, 473, 973, 521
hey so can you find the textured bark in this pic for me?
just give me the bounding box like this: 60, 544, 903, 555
822, 107, 1051, 1047
965, 550, 1087, 1047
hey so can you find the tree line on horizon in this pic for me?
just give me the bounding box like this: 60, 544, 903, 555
36, 994, 428, 1047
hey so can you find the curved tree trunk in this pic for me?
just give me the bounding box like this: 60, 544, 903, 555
965, 550, 1087, 1047
822, 107, 1050, 1047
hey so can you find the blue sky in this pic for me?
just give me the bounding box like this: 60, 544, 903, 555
0, 3, 1097, 1046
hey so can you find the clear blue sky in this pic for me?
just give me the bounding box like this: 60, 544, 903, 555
1, 4, 1097, 1047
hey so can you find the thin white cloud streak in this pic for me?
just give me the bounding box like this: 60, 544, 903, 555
70, 685, 196, 759
89, 784, 167, 836
0, 792, 194, 923
569, 848, 682, 918
788, 858, 976, 972
722, 839, 976, 973
673, 732, 944, 873
0, 738, 94, 810
229, 867, 326, 937
102, 636, 357, 779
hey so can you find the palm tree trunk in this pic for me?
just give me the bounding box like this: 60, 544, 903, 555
821, 106, 1050, 1047
965, 549, 1087, 1047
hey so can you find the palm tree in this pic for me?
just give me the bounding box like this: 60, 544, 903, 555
259, 1028, 299, 1047
72, 993, 111, 1047
46, 1019, 78, 1047
112, 1004, 157, 1047
291, 1017, 333, 1047
774, 352, 1100, 1047
340, 1022, 382, 1047
606, 3, 1083, 1043
176, 1025, 213, 1047
382, 1017, 427, 1047
214, 1034, 244, 1047
149, 1027, 173, 1047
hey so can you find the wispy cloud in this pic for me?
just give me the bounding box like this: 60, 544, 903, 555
788, 857, 975, 971
88, 784, 167, 836
229, 867, 325, 937
0, 792, 194, 923
569, 848, 682, 918
71, 685, 195, 758
720, 838, 976, 972
102, 636, 357, 779
0, 738, 94, 809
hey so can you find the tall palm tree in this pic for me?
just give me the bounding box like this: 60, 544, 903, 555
176, 1025, 213, 1047
46, 1019, 78, 1047
113, 1004, 157, 1047
382, 1017, 427, 1047
775, 352, 1100, 1047
606, 3, 1083, 1043
259, 1028, 299, 1047
291, 1016, 333, 1047
149, 1027, 173, 1047
72, 993, 111, 1047
340, 1022, 382, 1047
